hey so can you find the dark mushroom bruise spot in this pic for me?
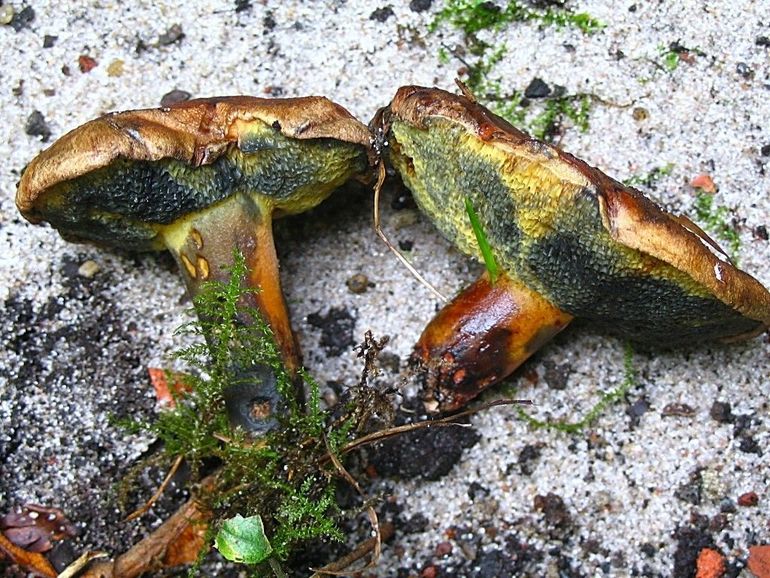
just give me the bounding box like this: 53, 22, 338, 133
374, 85, 770, 412
17, 95, 373, 432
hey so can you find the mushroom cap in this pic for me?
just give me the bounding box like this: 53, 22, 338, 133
380, 85, 770, 343
17, 96, 372, 250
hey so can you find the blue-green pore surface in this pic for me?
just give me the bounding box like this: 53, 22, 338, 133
28, 128, 368, 250
389, 119, 761, 344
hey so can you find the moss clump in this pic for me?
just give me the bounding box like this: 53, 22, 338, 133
124, 252, 392, 574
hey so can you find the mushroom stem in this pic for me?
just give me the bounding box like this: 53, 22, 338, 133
163, 192, 300, 374
412, 272, 573, 413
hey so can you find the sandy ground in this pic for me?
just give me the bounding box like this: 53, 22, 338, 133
1, 1, 768, 576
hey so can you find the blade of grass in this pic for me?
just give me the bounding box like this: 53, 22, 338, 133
465, 196, 499, 284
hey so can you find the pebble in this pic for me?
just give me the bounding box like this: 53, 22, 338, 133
0, 5, 14, 25
524, 77, 551, 98
160, 89, 192, 107
106, 59, 124, 77
748, 545, 770, 578
709, 401, 733, 423
737, 491, 758, 507
78, 55, 98, 73
409, 0, 432, 12
346, 273, 370, 294
77, 260, 100, 278
370, 6, 394, 22
695, 548, 725, 578
158, 24, 184, 46
25, 111, 51, 142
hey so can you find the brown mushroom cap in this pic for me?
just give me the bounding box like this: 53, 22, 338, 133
379, 85, 770, 344
16, 95, 373, 431
17, 95, 373, 250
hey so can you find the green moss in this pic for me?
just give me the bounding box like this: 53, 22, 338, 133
623, 163, 675, 188
693, 192, 742, 261
516, 342, 636, 433
431, 0, 604, 36
124, 252, 395, 574
430, 1, 601, 141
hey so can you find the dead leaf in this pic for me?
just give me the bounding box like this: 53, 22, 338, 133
1, 504, 76, 552
148, 368, 190, 408
0, 531, 57, 578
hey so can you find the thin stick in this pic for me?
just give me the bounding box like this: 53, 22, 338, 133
125, 455, 183, 521
310, 523, 395, 577
317, 438, 383, 574
339, 398, 532, 456
373, 161, 448, 303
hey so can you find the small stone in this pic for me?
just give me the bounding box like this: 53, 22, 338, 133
421, 565, 437, 578
718, 498, 736, 513
709, 401, 733, 423
524, 77, 551, 99
346, 273, 370, 294
756, 36, 770, 47
160, 89, 192, 107
737, 491, 758, 507
263, 12, 276, 32
761, 144, 770, 156
234, 0, 252, 12
42, 34, 57, 48
695, 548, 725, 578
435, 541, 452, 557
543, 359, 570, 390
736, 62, 754, 80
748, 545, 770, 578
675, 470, 703, 505
467, 481, 489, 500
0, 6, 14, 25
9, 5, 34, 31
77, 260, 100, 279
158, 24, 184, 46
370, 6, 394, 21
533, 492, 571, 529
518, 443, 543, 476
662, 402, 695, 417
627, 397, 650, 427
78, 55, 98, 73
754, 225, 768, 240
632, 107, 649, 121
106, 59, 124, 77
409, 0, 432, 12
738, 435, 761, 454
25, 111, 51, 142
690, 174, 717, 193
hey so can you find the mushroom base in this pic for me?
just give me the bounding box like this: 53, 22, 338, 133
412, 272, 573, 413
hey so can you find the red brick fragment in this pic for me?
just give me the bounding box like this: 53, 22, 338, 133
695, 547, 725, 578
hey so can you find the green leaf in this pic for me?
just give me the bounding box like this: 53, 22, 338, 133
215, 514, 273, 564
464, 197, 499, 284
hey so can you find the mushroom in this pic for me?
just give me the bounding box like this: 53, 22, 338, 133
373, 85, 770, 412
17, 95, 373, 430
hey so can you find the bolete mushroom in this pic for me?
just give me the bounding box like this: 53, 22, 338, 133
17, 95, 373, 430
373, 85, 770, 412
